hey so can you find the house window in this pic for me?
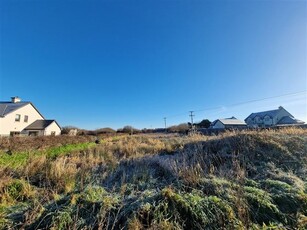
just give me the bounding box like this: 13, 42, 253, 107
51, 131, 56, 136
24, 115, 28, 123
15, 114, 21, 122
28, 131, 39, 136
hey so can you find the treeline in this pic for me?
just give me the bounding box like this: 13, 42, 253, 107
62, 119, 211, 135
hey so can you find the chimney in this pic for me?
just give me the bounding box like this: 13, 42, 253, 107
278, 106, 284, 110
11, 96, 21, 103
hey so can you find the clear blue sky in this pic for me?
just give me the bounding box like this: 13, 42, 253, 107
0, 0, 306, 129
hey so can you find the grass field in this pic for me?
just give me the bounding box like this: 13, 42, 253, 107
0, 128, 306, 229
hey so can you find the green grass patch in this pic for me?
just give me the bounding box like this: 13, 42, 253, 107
46, 142, 96, 159
244, 186, 285, 224
0, 142, 96, 169
160, 188, 239, 228
0, 151, 30, 169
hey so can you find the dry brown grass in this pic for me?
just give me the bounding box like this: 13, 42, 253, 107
0, 127, 306, 229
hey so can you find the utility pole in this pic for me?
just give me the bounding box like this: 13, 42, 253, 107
164, 117, 167, 132
189, 111, 195, 132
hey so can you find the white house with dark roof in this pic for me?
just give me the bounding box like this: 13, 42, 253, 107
23, 120, 61, 136
245, 106, 304, 128
0, 97, 61, 136
210, 117, 247, 129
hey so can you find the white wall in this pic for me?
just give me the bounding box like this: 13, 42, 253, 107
274, 108, 292, 124
263, 115, 273, 126
0, 104, 44, 136
44, 121, 61, 136
212, 120, 225, 129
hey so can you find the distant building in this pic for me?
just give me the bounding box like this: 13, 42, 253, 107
210, 117, 247, 129
245, 106, 304, 128
67, 129, 78, 136
0, 96, 61, 136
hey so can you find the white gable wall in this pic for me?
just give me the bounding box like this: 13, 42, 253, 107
211, 120, 225, 129
44, 122, 61, 136
0, 104, 44, 136
274, 108, 292, 125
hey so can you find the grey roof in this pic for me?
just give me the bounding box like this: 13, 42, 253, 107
277, 116, 305, 125
0, 102, 30, 117
220, 119, 246, 125
24, 120, 58, 130
212, 117, 247, 126
245, 108, 280, 120
0, 101, 45, 118
245, 106, 293, 121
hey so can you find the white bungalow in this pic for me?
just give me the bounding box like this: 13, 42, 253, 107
210, 117, 247, 129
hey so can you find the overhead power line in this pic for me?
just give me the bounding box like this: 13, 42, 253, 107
195, 90, 307, 113
164, 90, 306, 120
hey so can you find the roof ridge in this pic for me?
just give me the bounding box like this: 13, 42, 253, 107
0, 101, 31, 103
0, 102, 30, 117
1, 105, 8, 116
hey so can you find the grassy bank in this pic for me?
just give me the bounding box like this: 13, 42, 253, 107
0, 129, 306, 229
